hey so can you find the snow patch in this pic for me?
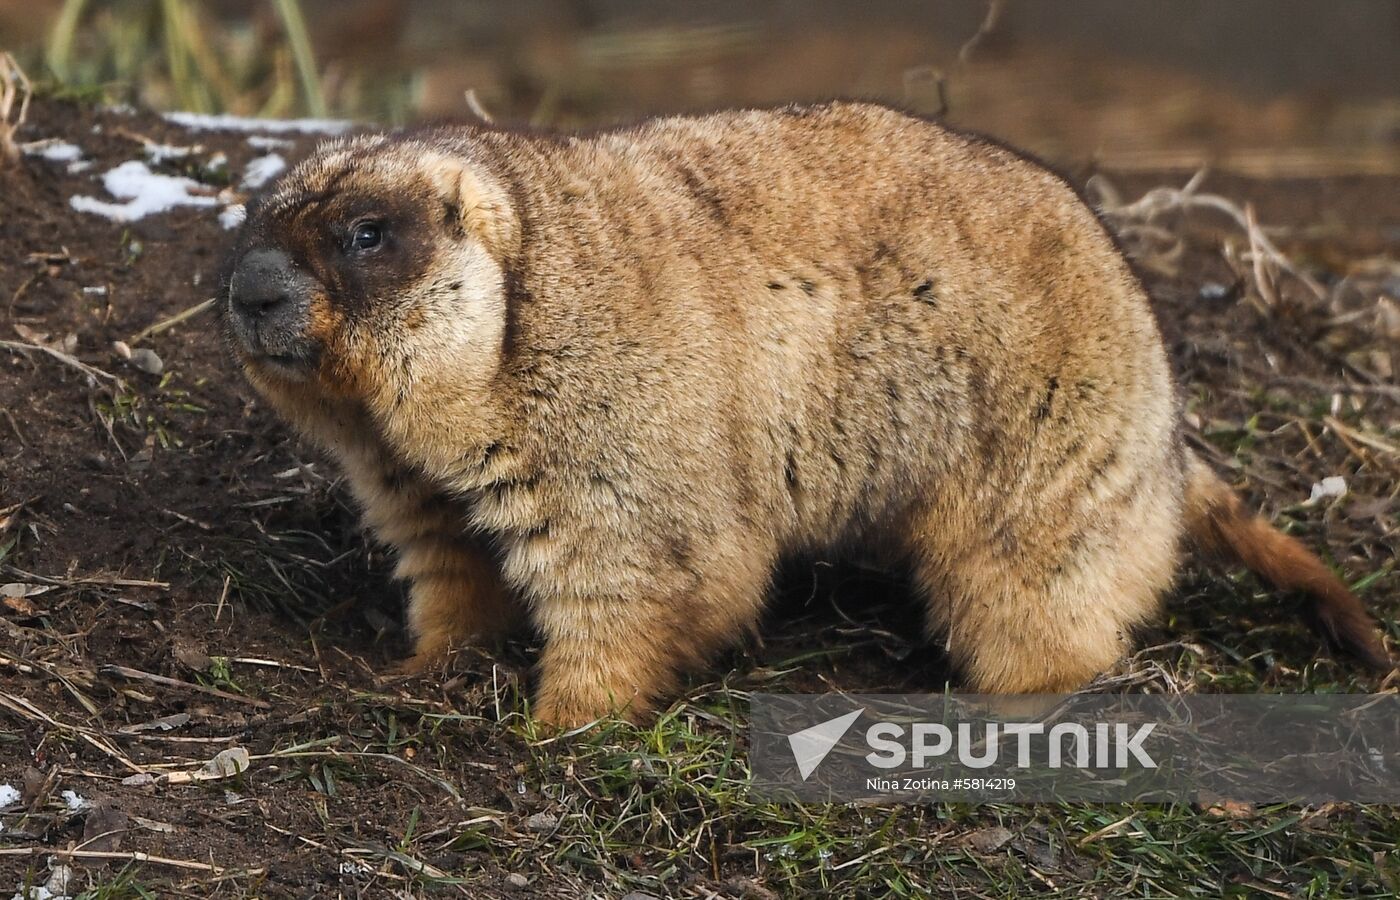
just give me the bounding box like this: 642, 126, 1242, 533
164, 111, 351, 134
60, 790, 90, 812
142, 142, 199, 164
0, 784, 19, 806
206, 151, 229, 176
10, 862, 73, 900
248, 135, 294, 150
241, 153, 286, 190
1306, 476, 1348, 505
11, 886, 61, 900
70, 160, 219, 223
22, 140, 84, 163
219, 204, 247, 229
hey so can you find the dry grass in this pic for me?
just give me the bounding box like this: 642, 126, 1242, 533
41, 0, 327, 118
1091, 170, 1400, 394
1091, 171, 1325, 308
1, 93, 1397, 898
0, 51, 32, 166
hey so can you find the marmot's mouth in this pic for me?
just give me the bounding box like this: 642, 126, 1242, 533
228, 310, 310, 356
247, 353, 319, 384
235, 331, 321, 380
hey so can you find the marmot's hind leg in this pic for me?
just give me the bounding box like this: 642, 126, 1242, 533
901, 481, 1180, 693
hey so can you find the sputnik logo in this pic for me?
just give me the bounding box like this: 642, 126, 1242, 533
787, 708, 864, 780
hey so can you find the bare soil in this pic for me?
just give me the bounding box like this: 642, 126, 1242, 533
1, 100, 1397, 898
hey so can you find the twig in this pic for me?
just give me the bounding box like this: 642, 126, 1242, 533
463, 88, 494, 124
7, 270, 41, 318
2, 408, 24, 443
1259, 374, 1400, 403
0, 339, 120, 384
89, 391, 131, 461
1096, 171, 1328, 303
257, 746, 466, 804
161, 507, 214, 531
1078, 813, 1138, 846
958, 0, 1005, 63
0, 650, 99, 716
342, 845, 457, 884
128, 297, 215, 344
1, 567, 169, 589
0, 690, 146, 773
1245, 202, 1278, 309
214, 573, 231, 623
261, 822, 412, 886
121, 733, 244, 744
0, 846, 261, 874
1324, 416, 1400, 457
0, 52, 32, 165
97, 664, 273, 709
230, 656, 316, 673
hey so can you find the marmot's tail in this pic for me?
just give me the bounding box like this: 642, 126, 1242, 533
1183, 451, 1392, 670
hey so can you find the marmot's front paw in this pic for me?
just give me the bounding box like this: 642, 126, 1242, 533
531, 694, 646, 731
391, 649, 443, 678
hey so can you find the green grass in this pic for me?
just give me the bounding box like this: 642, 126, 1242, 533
181, 673, 1395, 898
76, 866, 160, 900
3, 37, 1397, 899
32, 0, 345, 119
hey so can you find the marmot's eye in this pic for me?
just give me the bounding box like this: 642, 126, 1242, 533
350, 221, 383, 252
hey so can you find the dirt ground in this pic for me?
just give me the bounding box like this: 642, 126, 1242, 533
1, 99, 1397, 898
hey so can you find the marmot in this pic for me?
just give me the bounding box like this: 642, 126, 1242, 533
221, 101, 1391, 727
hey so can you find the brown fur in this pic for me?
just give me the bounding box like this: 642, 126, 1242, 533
221, 102, 1392, 727
1183, 455, 1391, 670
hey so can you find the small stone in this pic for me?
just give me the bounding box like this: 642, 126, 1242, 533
127, 347, 164, 375
967, 825, 1013, 853
524, 811, 558, 832
172, 638, 212, 672
21, 767, 45, 804
1198, 281, 1232, 302
1, 583, 48, 598
505, 873, 529, 889
200, 746, 251, 779
82, 802, 129, 852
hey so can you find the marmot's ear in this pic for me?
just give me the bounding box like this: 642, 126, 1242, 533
426, 156, 519, 261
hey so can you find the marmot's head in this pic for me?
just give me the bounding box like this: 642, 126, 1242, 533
222, 133, 517, 403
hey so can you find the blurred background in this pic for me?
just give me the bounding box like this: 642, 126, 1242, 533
1, 0, 1398, 174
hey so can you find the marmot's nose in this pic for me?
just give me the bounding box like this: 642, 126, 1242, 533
230, 248, 301, 320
